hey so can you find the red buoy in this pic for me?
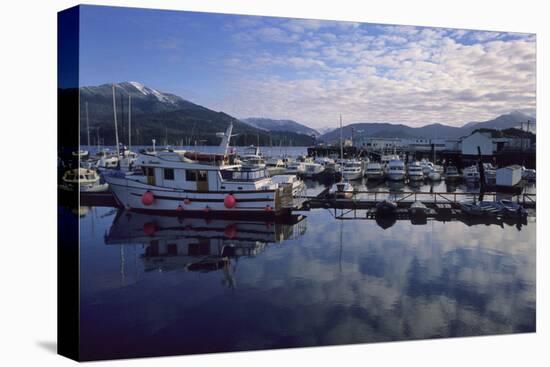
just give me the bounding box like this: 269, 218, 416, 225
224, 194, 236, 209
224, 224, 237, 239
141, 191, 155, 206
143, 222, 157, 236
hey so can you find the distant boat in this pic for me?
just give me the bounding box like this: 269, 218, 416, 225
365, 162, 384, 180
407, 161, 424, 182
330, 181, 354, 198
342, 159, 364, 181
463, 165, 480, 184
60, 168, 109, 192
445, 166, 461, 182
238, 145, 266, 169
386, 158, 406, 181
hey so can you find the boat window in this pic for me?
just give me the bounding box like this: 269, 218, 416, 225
164, 168, 175, 180
186, 170, 197, 182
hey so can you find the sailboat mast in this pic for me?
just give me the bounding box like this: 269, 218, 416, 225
112, 83, 120, 157
85, 101, 90, 147
340, 114, 344, 161
128, 94, 132, 152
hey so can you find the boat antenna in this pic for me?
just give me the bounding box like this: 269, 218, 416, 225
128, 94, 132, 152
112, 83, 120, 157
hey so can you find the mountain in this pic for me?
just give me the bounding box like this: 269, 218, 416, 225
318, 112, 536, 143
75, 82, 315, 146
463, 111, 536, 132
241, 118, 320, 136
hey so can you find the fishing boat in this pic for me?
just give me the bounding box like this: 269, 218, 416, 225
238, 146, 266, 169
265, 157, 287, 176
386, 158, 406, 181
301, 162, 325, 178
342, 159, 364, 181
483, 163, 497, 184
444, 165, 461, 182
60, 168, 109, 192
427, 166, 442, 181
104, 123, 300, 217
270, 174, 306, 196
365, 162, 384, 180
407, 161, 424, 182
463, 165, 480, 184
285, 161, 306, 175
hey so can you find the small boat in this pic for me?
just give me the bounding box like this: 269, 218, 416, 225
420, 160, 434, 175
60, 168, 109, 192
498, 199, 527, 217
342, 159, 364, 181
459, 200, 502, 216
445, 166, 461, 182
427, 167, 442, 181
482, 163, 497, 184
386, 158, 406, 181
265, 157, 287, 176
330, 181, 354, 198
365, 162, 384, 180
238, 146, 266, 169
463, 165, 480, 184
301, 162, 325, 178
376, 199, 398, 214
270, 174, 306, 196
407, 161, 424, 182
285, 161, 306, 175
409, 201, 428, 216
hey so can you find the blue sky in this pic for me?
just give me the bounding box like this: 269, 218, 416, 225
79, 5, 536, 129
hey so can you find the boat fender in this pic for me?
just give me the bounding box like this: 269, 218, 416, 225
176, 204, 184, 213
224, 224, 237, 239
143, 222, 157, 236
203, 206, 211, 213
264, 205, 273, 212
183, 198, 191, 205
141, 191, 155, 206
224, 194, 237, 209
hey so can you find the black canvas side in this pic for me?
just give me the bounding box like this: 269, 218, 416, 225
57, 5, 80, 361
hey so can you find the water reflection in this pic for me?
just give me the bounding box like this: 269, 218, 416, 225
76, 206, 535, 360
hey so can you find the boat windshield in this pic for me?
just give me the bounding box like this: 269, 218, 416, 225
221, 168, 267, 181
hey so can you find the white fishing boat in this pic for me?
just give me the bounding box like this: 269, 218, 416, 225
365, 162, 384, 180
342, 159, 364, 181
463, 165, 480, 184
407, 161, 424, 181
420, 159, 434, 175
104, 124, 299, 217
330, 181, 354, 198
386, 158, 406, 181
285, 161, 306, 175
301, 162, 325, 178
483, 163, 497, 184
270, 174, 306, 196
60, 168, 109, 192
238, 146, 266, 169
427, 166, 442, 181
265, 157, 287, 176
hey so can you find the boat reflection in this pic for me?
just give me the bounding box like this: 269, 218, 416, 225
104, 211, 307, 282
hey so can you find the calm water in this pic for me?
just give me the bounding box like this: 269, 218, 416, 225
70, 192, 536, 360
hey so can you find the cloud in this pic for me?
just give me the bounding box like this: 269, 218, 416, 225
210, 22, 536, 127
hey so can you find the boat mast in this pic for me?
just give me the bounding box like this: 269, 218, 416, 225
339, 114, 344, 162
112, 83, 120, 157
128, 94, 132, 152
85, 101, 90, 147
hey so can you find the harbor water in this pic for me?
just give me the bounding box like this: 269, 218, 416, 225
69, 174, 536, 360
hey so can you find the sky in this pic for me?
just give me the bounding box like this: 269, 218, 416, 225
79, 5, 536, 129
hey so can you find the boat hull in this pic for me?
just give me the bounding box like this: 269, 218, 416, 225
387, 173, 405, 181
105, 176, 288, 217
